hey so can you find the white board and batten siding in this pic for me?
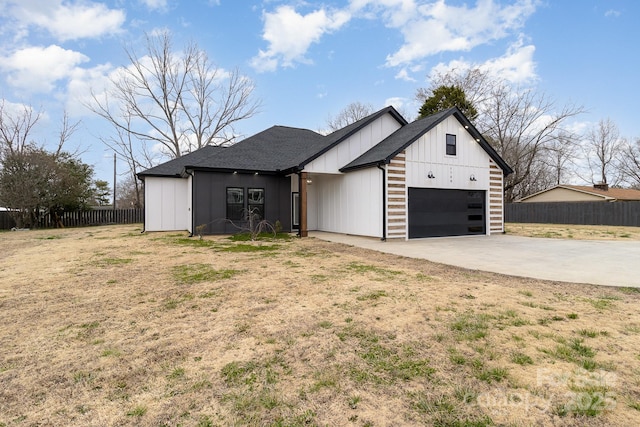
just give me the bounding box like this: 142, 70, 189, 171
144, 177, 191, 232
298, 112, 400, 237
310, 169, 383, 238
391, 115, 500, 238
305, 114, 402, 174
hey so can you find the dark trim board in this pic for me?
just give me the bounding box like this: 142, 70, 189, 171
408, 188, 486, 238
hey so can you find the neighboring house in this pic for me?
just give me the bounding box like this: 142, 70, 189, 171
138, 106, 512, 239
516, 184, 640, 203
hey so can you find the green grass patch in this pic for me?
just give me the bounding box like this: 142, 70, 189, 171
584, 297, 618, 311
346, 262, 402, 279
165, 236, 220, 248
126, 405, 147, 417
94, 257, 133, 267
228, 232, 292, 242
172, 264, 240, 284
510, 351, 534, 365
356, 290, 388, 301
450, 312, 491, 341
219, 243, 280, 253
475, 366, 509, 384
338, 326, 434, 384
542, 337, 597, 369
100, 348, 121, 357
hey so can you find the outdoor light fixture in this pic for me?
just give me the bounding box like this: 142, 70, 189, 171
233, 171, 238, 174
306, 179, 313, 184
427, 171, 435, 179
254, 172, 259, 175
470, 174, 477, 181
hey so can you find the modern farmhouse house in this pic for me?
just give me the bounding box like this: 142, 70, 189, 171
138, 106, 512, 239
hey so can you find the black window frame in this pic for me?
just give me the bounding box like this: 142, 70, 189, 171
446, 133, 457, 156
226, 187, 245, 221
247, 187, 265, 221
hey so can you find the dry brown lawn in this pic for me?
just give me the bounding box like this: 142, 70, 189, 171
1, 224, 640, 427
506, 223, 640, 241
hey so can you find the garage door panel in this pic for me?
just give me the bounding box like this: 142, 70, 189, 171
408, 188, 485, 238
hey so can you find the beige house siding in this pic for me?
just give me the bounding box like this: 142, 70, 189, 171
386, 151, 407, 239
489, 160, 504, 233
521, 187, 606, 202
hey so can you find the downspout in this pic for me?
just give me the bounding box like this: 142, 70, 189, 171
377, 163, 386, 241
185, 169, 194, 237
296, 171, 302, 237
140, 178, 145, 233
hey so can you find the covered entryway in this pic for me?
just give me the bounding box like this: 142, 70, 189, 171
408, 188, 485, 238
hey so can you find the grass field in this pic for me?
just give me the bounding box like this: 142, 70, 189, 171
506, 223, 640, 240
1, 224, 640, 426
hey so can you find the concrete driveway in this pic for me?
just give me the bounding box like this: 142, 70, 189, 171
310, 232, 640, 288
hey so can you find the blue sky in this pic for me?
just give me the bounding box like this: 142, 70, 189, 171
0, 0, 638, 184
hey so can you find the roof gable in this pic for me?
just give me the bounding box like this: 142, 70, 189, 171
300, 106, 408, 168
340, 107, 512, 175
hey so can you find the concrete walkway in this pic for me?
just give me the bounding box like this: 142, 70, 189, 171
310, 232, 640, 288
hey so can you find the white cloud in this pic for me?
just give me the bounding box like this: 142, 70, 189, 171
429, 39, 538, 85
5, 0, 125, 42
376, 0, 538, 67
604, 9, 621, 18
350, 0, 418, 27
395, 68, 416, 82
66, 63, 114, 116
384, 96, 417, 120
0, 45, 89, 93
251, 5, 351, 72
479, 38, 536, 83
141, 0, 169, 12
252, 0, 538, 72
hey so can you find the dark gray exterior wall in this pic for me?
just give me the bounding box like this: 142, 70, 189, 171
192, 171, 292, 234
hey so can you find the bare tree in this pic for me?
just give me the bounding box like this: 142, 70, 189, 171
116, 174, 144, 209
99, 112, 149, 209
544, 131, 579, 185
581, 118, 623, 186
325, 102, 375, 132
88, 31, 260, 159
0, 100, 42, 158
619, 138, 640, 188
418, 68, 584, 201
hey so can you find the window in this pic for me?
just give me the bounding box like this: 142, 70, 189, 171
226, 187, 244, 220
247, 188, 265, 220
446, 134, 456, 156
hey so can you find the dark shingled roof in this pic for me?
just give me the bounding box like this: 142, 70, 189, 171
137, 105, 512, 178
138, 146, 226, 178
186, 126, 327, 173
181, 106, 406, 174
340, 107, 513, 176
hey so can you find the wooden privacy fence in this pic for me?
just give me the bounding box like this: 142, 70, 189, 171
505, 202, 640, 227
0, 208, 143, 230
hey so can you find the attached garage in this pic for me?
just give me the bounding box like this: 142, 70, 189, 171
408, 188, 485, 238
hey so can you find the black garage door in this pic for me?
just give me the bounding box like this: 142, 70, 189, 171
408, 188, 485, 238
